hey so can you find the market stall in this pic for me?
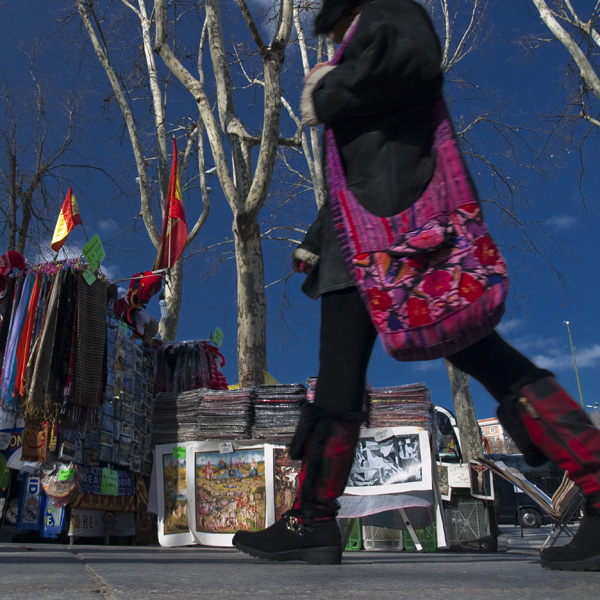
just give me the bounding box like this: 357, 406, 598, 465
0, 259, 227, 544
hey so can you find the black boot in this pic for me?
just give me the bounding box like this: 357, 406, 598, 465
232, 403, 364, 564
540, 512, 600, 571
232, 509, 343, 565
508, 372, 600, 570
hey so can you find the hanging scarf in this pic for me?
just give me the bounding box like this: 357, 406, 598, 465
73, 274, 107, 407
25, 270, 64, 422
0, 277, 17, 356
15, 273, 42, 397
0, 274, 33, 409
21, 273, 52, 401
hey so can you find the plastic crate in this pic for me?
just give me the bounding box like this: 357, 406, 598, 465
444, 498, 497, 552
361, 525, 403, 551
339, 518, 362, 551
403, 522, 437, 552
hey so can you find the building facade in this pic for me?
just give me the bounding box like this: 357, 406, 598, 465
478, 417, 520, 454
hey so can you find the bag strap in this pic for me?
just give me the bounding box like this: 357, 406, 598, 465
329, 17, 360, 66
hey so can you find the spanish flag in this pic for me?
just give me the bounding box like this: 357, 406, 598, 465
153, 139, 188, 270
51, 186, 83, 252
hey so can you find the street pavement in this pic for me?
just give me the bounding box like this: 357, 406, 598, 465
1, 525, 599, 600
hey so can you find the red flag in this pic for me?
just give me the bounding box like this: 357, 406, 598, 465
51, 187, 83, 252
153, 139, 188, 270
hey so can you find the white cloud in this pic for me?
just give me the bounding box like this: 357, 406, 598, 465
507, 332, 558, 355
34, 244, 83, 264
98, 219, 119, 234
545, 214, 577, 231
98, 263, 118, 281
532, 343, 600, 371
497, 317, 523, 335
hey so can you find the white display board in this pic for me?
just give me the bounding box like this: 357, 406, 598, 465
344, 427, 432, 495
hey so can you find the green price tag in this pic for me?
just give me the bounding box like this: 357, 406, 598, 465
118, 321, 129, 333
82, 234, 106, 272
101, 468, 119, 496
58, 469, 74, 481
82, 269, 96, 286
213, 327, 224, 347
172, 446, 186, 459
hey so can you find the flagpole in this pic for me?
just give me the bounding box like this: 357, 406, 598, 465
168, 137, 176, 270
80, 223, 90, 243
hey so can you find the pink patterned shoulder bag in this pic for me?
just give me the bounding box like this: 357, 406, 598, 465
325, 23, 509, 361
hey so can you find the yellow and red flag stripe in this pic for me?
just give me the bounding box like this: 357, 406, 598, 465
51, 186, 83, 252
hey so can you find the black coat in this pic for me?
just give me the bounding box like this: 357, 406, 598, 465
299, 0, 443, 299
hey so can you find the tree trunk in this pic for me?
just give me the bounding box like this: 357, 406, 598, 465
445, 360, 482, 462
234, 212, 267, 387
159, 259, 184, 342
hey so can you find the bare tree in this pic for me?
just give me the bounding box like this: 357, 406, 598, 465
530, 1, 600, 128
154, 0, 295, 386
0, 44, 81, 256
75, 0, 210, 341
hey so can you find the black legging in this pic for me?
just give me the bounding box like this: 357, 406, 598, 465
314, 287, 537, 413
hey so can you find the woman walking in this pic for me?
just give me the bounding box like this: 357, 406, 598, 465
232, 0, 600, 570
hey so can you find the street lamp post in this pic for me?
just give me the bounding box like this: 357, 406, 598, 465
563, 320, 584, 408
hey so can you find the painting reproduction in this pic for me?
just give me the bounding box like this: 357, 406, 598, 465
273, 447, 301, 520
344, 427, 432, 495
195, 449, 266, 534
162, 452, 190, 536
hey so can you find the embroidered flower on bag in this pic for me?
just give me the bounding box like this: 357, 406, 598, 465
422, 270, 452, 298
406, 296, 432, 326
458, 273, 484, 302
407, 223, 446, 250
474, 236, 500, 266
367, 288, 392, 313
457, 203, 479, 216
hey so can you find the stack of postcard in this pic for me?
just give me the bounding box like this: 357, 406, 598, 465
368, 383, 434, 430
251, 384, 307, 439
152, 388, 203, 444
197, 388, 255, 439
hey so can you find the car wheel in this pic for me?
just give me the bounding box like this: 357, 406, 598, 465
518, 508, 542, 528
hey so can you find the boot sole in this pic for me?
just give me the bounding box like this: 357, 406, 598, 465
233, 539, 342, 565
541, 554, 600, 571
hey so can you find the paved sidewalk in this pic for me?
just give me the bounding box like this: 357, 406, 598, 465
1, 526, 598, 600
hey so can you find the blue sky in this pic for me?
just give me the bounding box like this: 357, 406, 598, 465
1, 1, 599, 423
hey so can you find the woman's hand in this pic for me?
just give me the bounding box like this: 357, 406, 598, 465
292, 257, 313, 274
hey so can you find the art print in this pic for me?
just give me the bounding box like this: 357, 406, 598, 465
162, 452, 190, 536
194, 449, 266, 534
469, 460, 494, 500
437, 464, 451, 501
273, 447, 300, 520
344, 427, 432, 495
